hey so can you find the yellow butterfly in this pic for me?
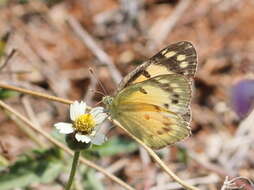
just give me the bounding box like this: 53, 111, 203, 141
103, 41, 197, 149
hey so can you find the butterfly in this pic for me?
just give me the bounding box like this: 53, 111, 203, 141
103, 41, 197, 149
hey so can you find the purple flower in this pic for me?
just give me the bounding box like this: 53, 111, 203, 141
231, 80, 254, 118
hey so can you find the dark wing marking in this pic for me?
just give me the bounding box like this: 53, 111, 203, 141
117, 41, 197, 92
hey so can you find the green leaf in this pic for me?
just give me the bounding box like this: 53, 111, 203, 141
0, 40, 6, 57
177, 147, 188, 164
0, 148, 63, 190
82, 136, 138, 159
40, 0, 64, 7
0, 89, 19, 100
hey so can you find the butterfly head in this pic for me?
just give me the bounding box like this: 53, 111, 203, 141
102, 96, 114, 111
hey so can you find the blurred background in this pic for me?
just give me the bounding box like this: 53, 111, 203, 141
0, 0, 254, 189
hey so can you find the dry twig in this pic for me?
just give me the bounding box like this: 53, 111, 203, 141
0, 49, 16, 71
151, 174, 219, 190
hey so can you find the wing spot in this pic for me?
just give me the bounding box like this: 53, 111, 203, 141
164, 103, 169, 108
172, 99, 179, 104
164, 51, 177, 58
161, 84, 174, 92
157, 130, 163, 135
139, 87, 148, 94
144, 114, 150, 120
163, 121, 171, 126
154, 105, 161, 111
180, 61, 189, 68
173, 93, 180, 98
163, 127, 171, 132
142, 70, 151, 78
177, 54, 186, 61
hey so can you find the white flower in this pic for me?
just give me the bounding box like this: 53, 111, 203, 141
54, 101, 108, 145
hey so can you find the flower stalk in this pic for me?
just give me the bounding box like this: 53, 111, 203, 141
65, 151, 80, 190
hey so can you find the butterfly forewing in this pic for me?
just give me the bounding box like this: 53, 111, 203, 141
153, 41, 197, 78
117, 41, 197, 91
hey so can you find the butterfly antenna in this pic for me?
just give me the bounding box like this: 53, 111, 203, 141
94, 99, 103, 106
89, 89, 105, 96
89, 67, 109, 95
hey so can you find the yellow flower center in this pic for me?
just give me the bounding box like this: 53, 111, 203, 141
74, 114, 96, 134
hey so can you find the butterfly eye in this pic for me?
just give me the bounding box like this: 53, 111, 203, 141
108, 97, 113, 104
102, 96, 113, 105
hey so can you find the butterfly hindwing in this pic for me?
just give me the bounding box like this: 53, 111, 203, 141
117, 41, 197, 91
110, 74, 192, 149
117, 103, 190, 149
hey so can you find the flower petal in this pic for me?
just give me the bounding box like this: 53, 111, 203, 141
54, 122, 74, 134
70, 101, 87, 120
94, 113, 108, 124
90, 107, 104, 117
75, 133, 91, 143
91, 133, 106, 145
70, 101, 78, 120
70, 103, 74, 121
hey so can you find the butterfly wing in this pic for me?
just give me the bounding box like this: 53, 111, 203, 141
105, 41, 197, 149
111, 74, 192, 149
117, 41, 197, 91
117, 103, 190, 149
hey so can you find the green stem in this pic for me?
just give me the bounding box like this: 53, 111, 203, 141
65, 151, 80, 190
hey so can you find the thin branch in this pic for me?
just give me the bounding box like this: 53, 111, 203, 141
0, 100, 134, 190
67, 16, 122, 84
0, 83, 73, 105
0, 49, 16, 71
151, 174, 219, 190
